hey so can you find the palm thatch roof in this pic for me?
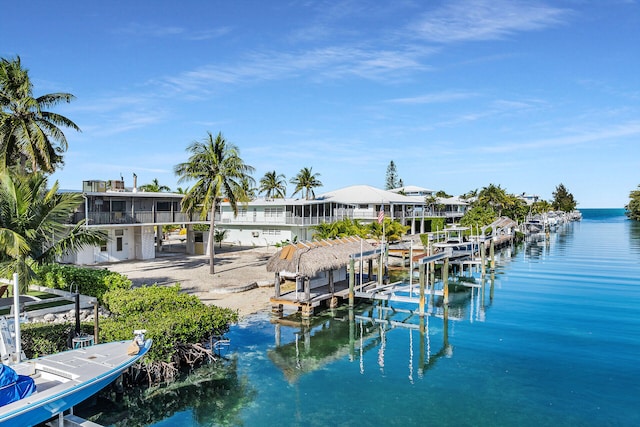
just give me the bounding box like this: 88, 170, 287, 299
266, 236, 378, 278
486, 216, 518, 231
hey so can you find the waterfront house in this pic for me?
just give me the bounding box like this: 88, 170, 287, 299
61, 179, 208, 265
62, 181, 467, 265
218, 185, 468, 247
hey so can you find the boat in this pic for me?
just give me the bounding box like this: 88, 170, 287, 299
431, 226, 475, 258
0, 333, 151, 426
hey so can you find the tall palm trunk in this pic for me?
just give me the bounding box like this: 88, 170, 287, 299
208, 203, 216, 274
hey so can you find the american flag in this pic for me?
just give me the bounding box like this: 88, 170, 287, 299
377, 209, 384, 224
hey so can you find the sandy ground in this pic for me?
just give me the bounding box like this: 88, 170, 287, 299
104, 245, 279, 318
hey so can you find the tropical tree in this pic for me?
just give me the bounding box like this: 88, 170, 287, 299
502, 194, 529, 222
239, 175, 257, 202
214, 228, 228, 248
460, 189, 478, 201
477, 184, 510, 217
460, 205, 497, 229
290, 167, 322, 200
368, 218, 409, 242
626, 185, 640, 221
139, 178, 171, 192
385, 161, 400, 190
0, 56, 80, 173
425, 195, 437, 215
259, 171, 287, 199
312, 219, 367, 240
552, 183, 577, 212
0, 171, 106, 292
174, 132, 254, 275
531, 200, 552, 214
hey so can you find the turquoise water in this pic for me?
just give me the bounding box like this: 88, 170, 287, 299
89, 209, 640, 426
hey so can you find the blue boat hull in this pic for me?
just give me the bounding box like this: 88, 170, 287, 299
0, 339, 151, 426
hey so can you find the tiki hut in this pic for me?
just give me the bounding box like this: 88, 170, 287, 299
267, 236, 380, 308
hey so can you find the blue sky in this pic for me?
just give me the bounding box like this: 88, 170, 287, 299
2, 1, 638, 208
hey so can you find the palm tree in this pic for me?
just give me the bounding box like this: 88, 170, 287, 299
174, 131, 254, 275
139, 178, 171, 192
290, 167, 322, 200
259, 171, 287, 199
478, 184, 509, 217
0, 56, 80, 173
0, 170, 106, 292
239, 175, 257, 202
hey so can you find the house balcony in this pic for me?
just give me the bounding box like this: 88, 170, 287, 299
73, 211, 203, 226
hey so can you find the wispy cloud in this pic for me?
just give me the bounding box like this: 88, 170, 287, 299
156, 45, 431, 95
409, 0, 569, 43
481, 121, 640, 153
113, 23, 185, 37
112, 23, 230, 41
388, 91, 478, 104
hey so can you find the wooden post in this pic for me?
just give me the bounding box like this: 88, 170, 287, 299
93, 301, 99, 344
419, 262, 425, 316
304, 277, 310, 302
368, 259, 373, 280
480, 242, 486, 277
349, 258, 355, 308
274, 273, 281, 298
273, 272, 283, 314
443, 257, 449, 305
430, 262, 436, 295
329, 269, 335, 294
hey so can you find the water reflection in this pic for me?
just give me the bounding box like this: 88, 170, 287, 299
268, 273, 496, 384
629, 220, 640, 256
75, 357, 255, 426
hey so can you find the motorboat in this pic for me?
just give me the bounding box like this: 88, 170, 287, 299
0, 333, 151, 426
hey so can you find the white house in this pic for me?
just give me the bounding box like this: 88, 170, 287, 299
63, 181, 467, 265
61, 180, 208, 265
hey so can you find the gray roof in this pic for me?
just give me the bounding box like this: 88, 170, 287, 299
389, 185, 435, 194
316, 185, 419, 205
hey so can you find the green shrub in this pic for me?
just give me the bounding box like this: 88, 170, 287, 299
20, 322, 94, 358
100, 285, 238, 363
36, 264, 132, 303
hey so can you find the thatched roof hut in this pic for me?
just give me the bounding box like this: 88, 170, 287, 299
485, 216, 518, 235
266, 236, 378, 278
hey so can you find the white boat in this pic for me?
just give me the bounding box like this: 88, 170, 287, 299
0, 335, 151, 426
0, 273, 151, 426
432, 226, 474, 258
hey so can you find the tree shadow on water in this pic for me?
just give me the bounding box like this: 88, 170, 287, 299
74, 356, 256, 426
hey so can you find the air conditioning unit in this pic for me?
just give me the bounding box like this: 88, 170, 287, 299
110, 180, 125, 191
252, 231, 260, 238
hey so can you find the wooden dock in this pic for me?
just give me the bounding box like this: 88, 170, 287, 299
270, 232, 511, 318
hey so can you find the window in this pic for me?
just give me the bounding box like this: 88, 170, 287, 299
111, 200, 126, 212
116, 237, 123, 251
100, 240, 107, 252
263, 229, 281, 235
264, 207, 283, 218
157, 201, 172, 211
